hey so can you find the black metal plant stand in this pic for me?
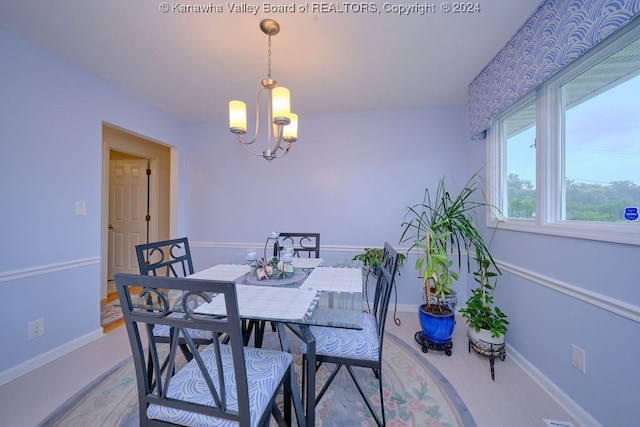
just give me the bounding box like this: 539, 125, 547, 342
414, 331, 453, 356
468, 335, 506, 380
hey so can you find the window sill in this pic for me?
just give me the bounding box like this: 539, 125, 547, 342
490, 218, 640, 246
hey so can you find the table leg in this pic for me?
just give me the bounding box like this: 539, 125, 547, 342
300, 325, 316, 427
281, 323, 316, 427
276, 323, 307, 426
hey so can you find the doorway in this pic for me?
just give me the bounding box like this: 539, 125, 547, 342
101, 124, 173, 299
108, 153, 150, 282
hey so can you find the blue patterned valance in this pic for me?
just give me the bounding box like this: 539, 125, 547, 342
468, 0, 640, 139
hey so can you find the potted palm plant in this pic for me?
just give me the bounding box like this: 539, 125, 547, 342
413, 227, 457, 353
400, 172, 500, 353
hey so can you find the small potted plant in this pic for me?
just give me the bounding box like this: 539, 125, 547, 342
352, 247, 384, 277
459, 254, 509, 346
353, 247, 405, 277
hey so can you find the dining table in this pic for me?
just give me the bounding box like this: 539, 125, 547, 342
180, 257, 365, 427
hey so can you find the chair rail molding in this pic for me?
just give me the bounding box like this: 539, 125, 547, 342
498, 260, 640, 324
0, 257, 101, 283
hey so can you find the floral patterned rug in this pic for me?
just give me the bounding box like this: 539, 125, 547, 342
39, 332, 475, 427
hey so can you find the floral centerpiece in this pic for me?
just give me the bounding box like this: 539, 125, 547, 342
253, 256, 295, 280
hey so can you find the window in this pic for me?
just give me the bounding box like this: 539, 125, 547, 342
562, 43, 640, 222
504, 100, 536, 219
489, 25, 640, 245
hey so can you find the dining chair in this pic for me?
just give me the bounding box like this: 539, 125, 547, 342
245, 232, 321, 348
135, 238, 214, 361
275, 232, 320, 258
300, 241, 400, 427
115, 273, 293, 427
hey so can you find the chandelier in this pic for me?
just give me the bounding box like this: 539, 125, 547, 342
229, 19, 298, 162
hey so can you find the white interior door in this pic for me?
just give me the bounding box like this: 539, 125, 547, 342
108, 159, 149, 279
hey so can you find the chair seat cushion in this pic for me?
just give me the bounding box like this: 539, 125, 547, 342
152, 324, 214, 341
301, 313, 380, 361
153, 313, 214, 341
147, 344, 292, 427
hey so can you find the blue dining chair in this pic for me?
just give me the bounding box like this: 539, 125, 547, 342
300, 241, 401, 427
276, 232, 320, 258
135, 238, 214, 361
115, 273, 293, 426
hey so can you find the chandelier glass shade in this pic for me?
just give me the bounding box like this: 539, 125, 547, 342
229, 19, 298, 162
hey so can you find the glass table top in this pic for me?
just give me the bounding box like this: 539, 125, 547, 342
127, 263, 365, 329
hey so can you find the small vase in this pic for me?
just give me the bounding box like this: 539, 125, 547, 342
427, 288, 457, 310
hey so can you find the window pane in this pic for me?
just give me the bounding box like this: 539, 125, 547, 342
563, 39, 640, 222
505, 102, 536, 219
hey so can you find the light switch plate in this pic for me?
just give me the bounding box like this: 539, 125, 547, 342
75, 201, 87, 216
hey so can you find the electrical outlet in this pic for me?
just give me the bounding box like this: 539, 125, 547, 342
571, 344, 585, 373
28, 318, 45, 340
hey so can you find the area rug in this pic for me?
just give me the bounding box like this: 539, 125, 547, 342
38, 332, 475, 427
100, 300, 123, 328
100, 297, 122, 328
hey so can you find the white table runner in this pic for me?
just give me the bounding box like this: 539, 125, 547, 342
302, 267, 363, 292
195, 285, 319, 320
188, 264, 251, 281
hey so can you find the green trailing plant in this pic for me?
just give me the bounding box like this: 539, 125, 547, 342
400, 171, 501, 314
352, 248, 384, 275
459, 255, 509, 338
353, 247, 404, 276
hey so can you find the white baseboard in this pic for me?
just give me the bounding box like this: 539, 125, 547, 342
0, 328, 104, 387
395, 303, 418, 313
506, 344, 601, 427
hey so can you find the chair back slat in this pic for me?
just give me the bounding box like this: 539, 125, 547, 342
136, 238, 194, 277
114, 273, 251, 425
372, 242, 401, 349
276, 232, 320, 258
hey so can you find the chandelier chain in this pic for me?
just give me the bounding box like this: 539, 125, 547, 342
267, 34, 272, 79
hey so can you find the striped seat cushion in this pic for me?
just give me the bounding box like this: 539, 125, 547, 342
153, 313, 214, 341
152, 324, 214, 341
301, 313, 380, 361
147, 344, 292, 427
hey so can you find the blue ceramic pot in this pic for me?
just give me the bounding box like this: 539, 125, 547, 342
418, 303, 455, 344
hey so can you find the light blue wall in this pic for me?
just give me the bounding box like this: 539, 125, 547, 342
182, 107, 474, 306
0, 25, 473, 380
0, 28, 185, 375
488, 229, 638, 425
466, 131, 640, 424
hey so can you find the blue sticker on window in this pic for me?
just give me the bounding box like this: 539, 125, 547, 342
624, 207, 638, 221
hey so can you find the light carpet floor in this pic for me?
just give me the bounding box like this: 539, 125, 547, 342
39, 332, 475, 426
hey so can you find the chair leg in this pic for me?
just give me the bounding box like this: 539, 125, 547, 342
314, 363, 343, 405
345, 365, 385, 427
255, 320, 266, 348
242, 319, 253, 346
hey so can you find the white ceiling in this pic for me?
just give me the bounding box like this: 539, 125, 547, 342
0, 0, 542, 122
